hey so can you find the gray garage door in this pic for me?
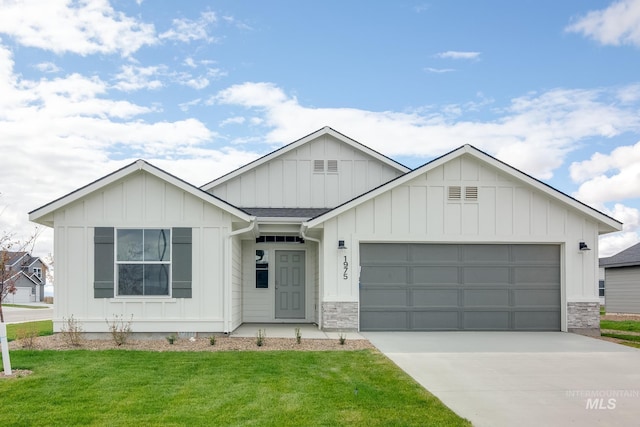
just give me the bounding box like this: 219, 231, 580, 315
360, 244, 560, 331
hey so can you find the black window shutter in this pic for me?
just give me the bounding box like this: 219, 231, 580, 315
172, 228, 192, 298
94, 227, 115, 298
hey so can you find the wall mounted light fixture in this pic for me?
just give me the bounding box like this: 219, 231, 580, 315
579, 241, 591, 251
338, 240, 347, 250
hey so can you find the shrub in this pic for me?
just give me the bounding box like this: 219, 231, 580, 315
166, 335, 177, 345
60, 315, 83, 346
209, 335, 216, 346
256, 329, 266, 347
16, 323, 39, 350
106, 314, 133, 346
339, 333, 346, 345
294, 327, 301, 344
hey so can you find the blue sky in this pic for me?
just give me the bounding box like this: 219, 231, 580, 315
1, 0, 640, 262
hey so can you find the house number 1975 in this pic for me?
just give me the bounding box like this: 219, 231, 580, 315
343, 256, 349, 280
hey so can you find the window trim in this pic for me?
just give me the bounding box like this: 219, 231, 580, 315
115, 228, 172, 298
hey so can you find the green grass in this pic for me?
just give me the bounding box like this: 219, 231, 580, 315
3, 304, 50, 309
601, 332, 640, 343
0, 350, 470, 426
5, 320, 53, 342
600, 319, 640, 332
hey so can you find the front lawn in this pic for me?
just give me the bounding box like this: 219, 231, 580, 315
600, 318, 640, 348
5, 320, 53, 341
0, 350, 470, 426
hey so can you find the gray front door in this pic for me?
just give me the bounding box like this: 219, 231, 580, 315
275, 251, 305, 319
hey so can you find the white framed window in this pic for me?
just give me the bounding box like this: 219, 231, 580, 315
33, 267, 42, 279
116, 229, 171, 296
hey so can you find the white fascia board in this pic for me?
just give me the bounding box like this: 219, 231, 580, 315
200, 127, 410, 191
305, 144, 622, 233
29, 160, 252, 226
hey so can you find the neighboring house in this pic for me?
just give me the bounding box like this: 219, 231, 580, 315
599, 242, 640, 314
29, 127, 621, 335
1, 251, 47, 303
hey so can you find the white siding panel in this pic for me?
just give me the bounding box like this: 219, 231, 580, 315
104, 184, 123, 221
514, 187, 530, 235
496, 187, 514, 235
269, 161, 284, 207
391, 186, 410, 235
479, 187, 496, 235
409, 185, 427, 234
241, 171, 256, 207
445, 203, 462, 234
444, 158, 461, 180
355, 202, 375, 235
298, 160, 311, 206
354, 160, 368, 196
326, 173, 340, 207
144, 178, 164, 222
462, 203, 479, 235
532, 193, 548, 235
124, 174, 143, 222
164, 185, 183, 222
255, 167, 269, 207
374, 192, 392, 234
284, 160, 297, 207
427, 186, 445, 235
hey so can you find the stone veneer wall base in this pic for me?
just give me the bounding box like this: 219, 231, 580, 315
322, 302, 358, 331
567, 301, 600, 336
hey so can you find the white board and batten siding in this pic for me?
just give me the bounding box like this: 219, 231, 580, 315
209, 134, 404, 208
605, 266, 640, 314
320, 155, 601, 327
51, 170, 242, 333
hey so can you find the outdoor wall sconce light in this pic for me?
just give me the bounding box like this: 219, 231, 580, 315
579, 241, 591, 251
338, 240, 347, 250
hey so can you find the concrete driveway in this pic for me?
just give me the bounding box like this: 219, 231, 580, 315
363, 332, 640, 427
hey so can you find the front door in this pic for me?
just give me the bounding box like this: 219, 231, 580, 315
275, 251, 305, 319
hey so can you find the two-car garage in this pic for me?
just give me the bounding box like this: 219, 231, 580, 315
359, 243, 561, 331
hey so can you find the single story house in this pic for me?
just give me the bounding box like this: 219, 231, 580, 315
599, 242, 640, 314
29, 127, 621, 335
1, 251, 47, 303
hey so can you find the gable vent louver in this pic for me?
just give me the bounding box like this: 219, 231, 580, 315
313, 160, 325, 172
448, 186, 462, 200
327, 160, 338, 173
465, 186, 478, 201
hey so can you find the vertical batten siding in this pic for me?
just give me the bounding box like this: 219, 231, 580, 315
208, 134, 405, 208
50, 170, 241, 333
231, 235, 243, 330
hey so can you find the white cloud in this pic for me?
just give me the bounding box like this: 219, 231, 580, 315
566, 0, 640, 47
34, 62, 61, 73
160, 11, 218, 43
425, 67, 455, 73
435, 51, 481, 60
570, 141, 640, 204
113, 65, 164, 91
220, 116, 246, 126
0, 0, 157, 56
213, 82, 640, 180
0, 42, 215, 256
599, 231, 640, 257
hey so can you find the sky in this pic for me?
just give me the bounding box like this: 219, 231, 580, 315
1, 0, 640, 267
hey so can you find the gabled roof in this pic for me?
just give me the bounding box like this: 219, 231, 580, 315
200, 126, 411, 191
30, 160, 253, 227
600, 242, 640, 268
304, 144, 622, 234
